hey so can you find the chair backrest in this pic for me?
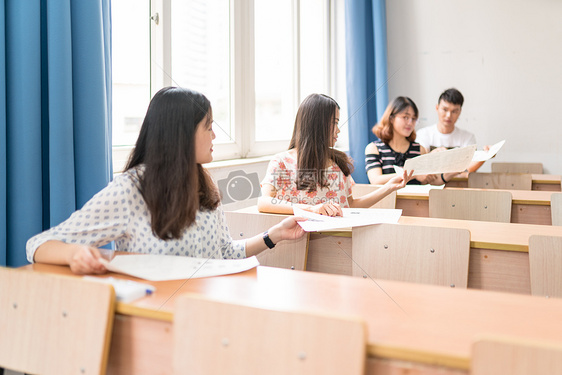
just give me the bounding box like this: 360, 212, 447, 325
468, 172, 532, 190
351, 184, 397, 208
551, 193, 562, 226
0, 267, 115, 375
429, 189, 512, 223
492, 162, 543, 174
528, 234, 562, 298
472, 335, 562, 375
225, 211, 309, 270
352, 224, 470, 288
173, 294, 366, 375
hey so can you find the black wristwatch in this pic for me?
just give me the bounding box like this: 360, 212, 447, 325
263, 231, 276, 249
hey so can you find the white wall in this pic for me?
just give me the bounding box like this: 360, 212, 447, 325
386, 0, 562, 173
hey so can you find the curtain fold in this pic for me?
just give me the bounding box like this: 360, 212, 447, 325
1, 0, 112, 267
345, 0, 389, 183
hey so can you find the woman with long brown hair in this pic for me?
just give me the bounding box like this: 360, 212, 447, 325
258, 93, 412, 217
27, 87, 306, 274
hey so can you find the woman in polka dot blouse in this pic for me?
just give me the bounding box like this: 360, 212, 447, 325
27, 87, 307, 275
258, 93, 413, 217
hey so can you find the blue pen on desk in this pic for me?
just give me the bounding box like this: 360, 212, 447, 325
145, 284, 156, 295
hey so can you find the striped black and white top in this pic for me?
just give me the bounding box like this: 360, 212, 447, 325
365, 141, 422, 185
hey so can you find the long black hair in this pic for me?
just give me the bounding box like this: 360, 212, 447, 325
126, 87, 220, 239
288, 93, 353, 192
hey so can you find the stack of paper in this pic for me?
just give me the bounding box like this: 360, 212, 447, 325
293, 207, 402, 232
100, 255, 260, 281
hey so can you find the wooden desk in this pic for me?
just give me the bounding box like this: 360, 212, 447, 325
396, 188, 554, 225
306, 216, 562, 294
446, 174, 561, 191
21, 263, 562, 375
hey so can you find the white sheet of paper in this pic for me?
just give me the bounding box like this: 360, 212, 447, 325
102, 255, 260, 281
398, 184, 445, 194
399, 145, 476, 175
293, 207, 402, 232
472, 140, 506, 162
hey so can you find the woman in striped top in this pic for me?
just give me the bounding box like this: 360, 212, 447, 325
365, 96, 444, 185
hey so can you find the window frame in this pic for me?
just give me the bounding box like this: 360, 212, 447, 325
123, 0, 345, 164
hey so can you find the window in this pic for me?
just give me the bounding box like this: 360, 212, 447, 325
111, 0, 347, 172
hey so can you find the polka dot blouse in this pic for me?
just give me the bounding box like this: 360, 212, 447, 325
26, 167, 246, 263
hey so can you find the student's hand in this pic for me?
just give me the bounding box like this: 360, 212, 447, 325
67, 245, 107, 275
269, 217, 308, 243
415, 173, 438, 185
308, 202, 343, 217
386, 170, 414, 190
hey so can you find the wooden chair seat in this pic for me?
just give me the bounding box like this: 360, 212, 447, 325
352, 184, 397, 208
173, 294, 366, 375
225, 211, 309, 270
529, 234, 562, 298
472, 335, 562, 374
492, 162, 543, 174
551, 193, 562, 226
352, 223, 470, 288
0, 267, 115, 375
468, 172, 532, 190
429, 189, 513, 223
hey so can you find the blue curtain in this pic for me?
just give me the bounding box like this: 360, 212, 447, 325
345, 0, 388, 183
0, 0, 112, 267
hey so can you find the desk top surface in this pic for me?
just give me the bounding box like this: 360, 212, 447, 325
20, 263, 562, 370
451, 174, 561, 183
237, 206, 562, 251
397, 216, 562, 251
395, 187, 556, 204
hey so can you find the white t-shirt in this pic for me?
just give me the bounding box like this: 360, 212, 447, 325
415, 124, 476, 152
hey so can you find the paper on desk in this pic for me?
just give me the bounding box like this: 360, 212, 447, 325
293, 207, 402, 232
395, 145, 476, 176
471, 140, 506, 162
102, 254, 260, 281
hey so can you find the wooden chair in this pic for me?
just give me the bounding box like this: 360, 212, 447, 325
468, 172, 532, 190
472, 335, 562, 374
352, 224, 470, 288
0, 267, 115, 375
351, 184, 397, 208
173, 294, 366, 375
225, 211, 309, 270
492, 162, 543, 174
551, 193, 562, 226
429, 189, 512, 223
528, 234, 562, 298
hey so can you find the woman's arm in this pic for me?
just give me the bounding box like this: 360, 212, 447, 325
257, 183, 343, 216
33, 241, 107, 274
349, 170, 413, 208
365, 142, 397, 184
257, 184, 296, 214
244, 216, 307, 257
367, 167, 397, 185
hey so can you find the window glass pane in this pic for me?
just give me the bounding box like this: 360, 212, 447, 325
254, 1, 294, 142
112, 0, 151, 147
300, 0, 326, 97
170, 0, 231, 144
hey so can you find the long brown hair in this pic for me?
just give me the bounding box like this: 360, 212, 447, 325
372, 96, 418, 144
288, 93, 353, 192
125, 87, 220, 240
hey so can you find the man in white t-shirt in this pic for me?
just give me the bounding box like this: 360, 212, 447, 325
416, 88, 487, 173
